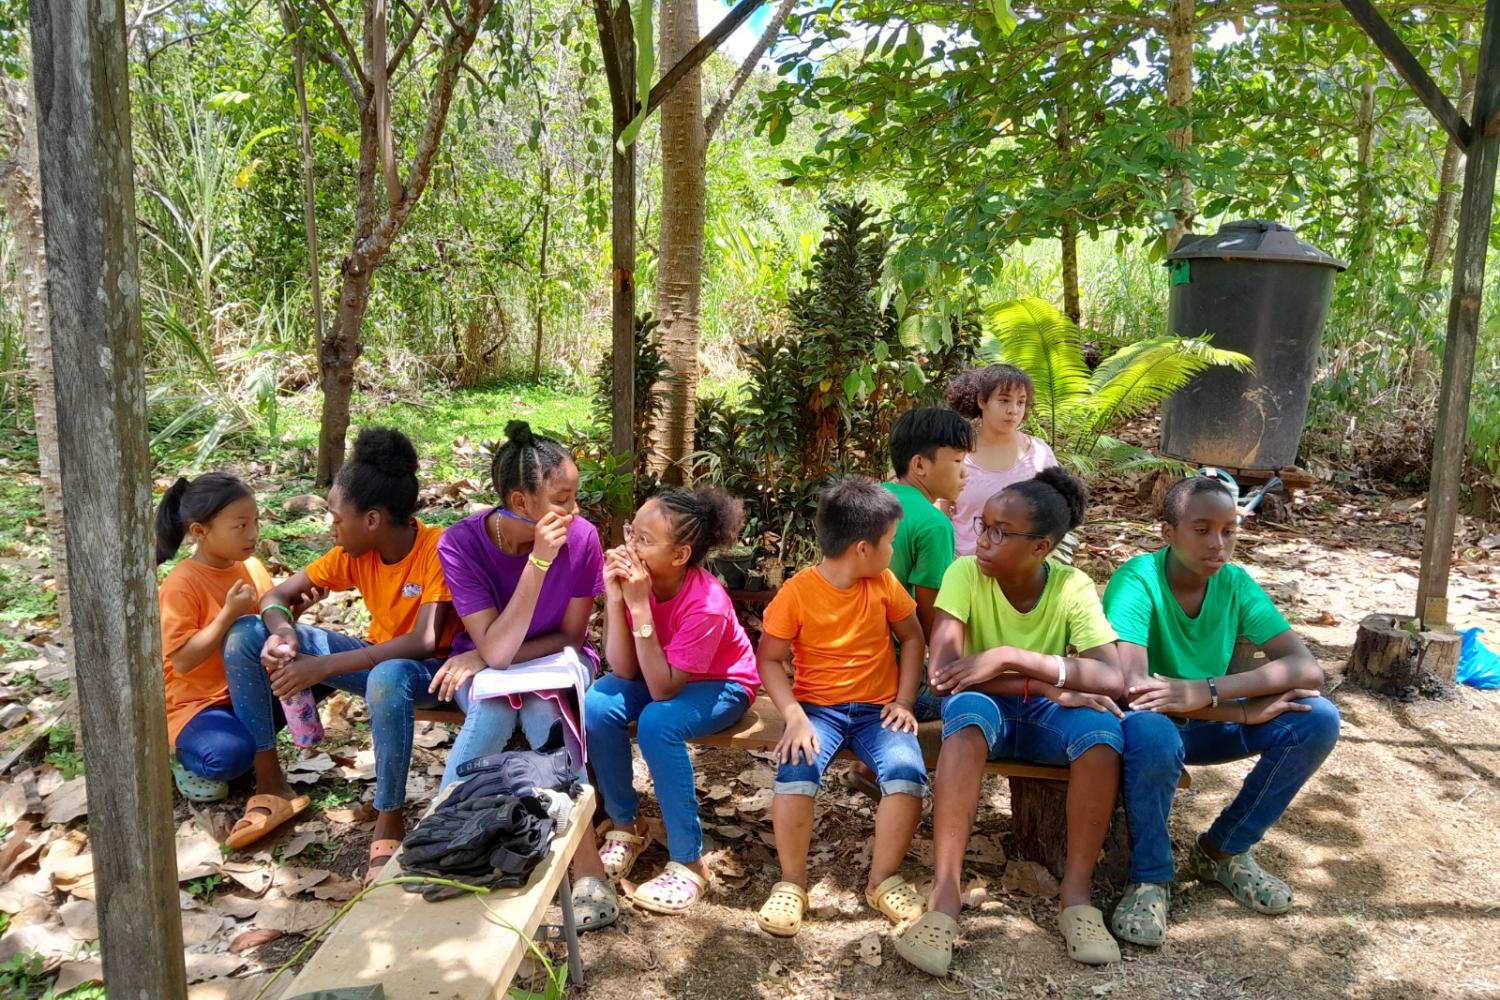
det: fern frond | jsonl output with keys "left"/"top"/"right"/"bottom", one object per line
{"left": 1076, "top": 337, "right": 1252, "bottom": 454}
{"left": 979, "top": 297, "right": 1090, "bottom": 447}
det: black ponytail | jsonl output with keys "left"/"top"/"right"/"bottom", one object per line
{"left": 1001, "top": 466, "right": 1087, "bottom": 545}
{"left": 490, "top": 420, "right": 571, "bottom": 506}
{"left": 655, "top": 487, "right": 744, "bottom": 567}
{"left": 154, "top": 472, "right": 254, "bottom": 565}
{"left": 335, "top": 426, "right": 420, "bottom": 521}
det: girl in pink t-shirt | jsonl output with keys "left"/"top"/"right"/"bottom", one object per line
{"left": 947, "top": 364, "right": 1059, "bottom": 556}
{"left": 568, "top": 487, "right": 759, "bottom": 927}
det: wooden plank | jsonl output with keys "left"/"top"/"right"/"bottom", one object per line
{"left": 1416, "top": 0, "right": 1500, "bottom": 624}
{"left": 283, "top": 786, "right": 596, "bottom": 1000}
{"left": 1339, "top": 0, "right": 1473, "bottom": 148}
{"left": 27, "top": 3, "right": 188, "bottom": 995}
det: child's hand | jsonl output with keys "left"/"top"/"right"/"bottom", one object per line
{"left": 532, "top": 511, "right": 574, "bottom": 563}
{"left": 880, "top": 700, "right": 918, "bottom": 734}
{"left": 775, "top": 712, "right": 821, "bottom": 766}
{"left": 289, "top": 581, "right": 327, "bottom": 615}
{"left": 269, "top": 655, "right": 326, "bottom": 699}
{"left": 929, "top": 650, "right": 1004, "bottom": 694}
{"left": 1242, "top": 689, "right": 1319, "bottom": 726}
{"left": 1050, "top": 688, "right": 1125, "bottom": 718}
{"left": 619, "top": 548, "right": 652, "bottom": 608}
{"left": 603, "top": 548, "right": 630, "bottom": 603}
{"left": 222, "top": 580, "right": 259, "bottom": 620}
{"left": 429, "top": 650, "right": 487, "bottom": 702}
{"left": 260, "top": 631, "right": 299, "bottom": 671}
{"left": 1127, "top": 676, "right": 1211, "bottom": 714}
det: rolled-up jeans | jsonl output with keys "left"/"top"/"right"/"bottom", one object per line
{"left": 223, "top": 616, "right": 442, "bottom": 812}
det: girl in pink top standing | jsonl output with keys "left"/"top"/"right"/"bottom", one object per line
{"left": 947, "top": 364, "right": 1059, "bottom": 557}
{"left": 569, "top": 487, "right": 759, "bottom": 928}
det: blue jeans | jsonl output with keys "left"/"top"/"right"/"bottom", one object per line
{"left": 941, "top": 690, "right": 1124, "bottom": 762}
{"left": 774, "top": 702, "right": 928, "bottom": 799}
{"left": 176, "top": 704, "right": 288, "bottom": 782}
{"left": 440, "top": 682, "right": 574, "bottom": 790}
{"left": 223, "top": 616, "right": 442, "bottom": 812}
{"left": 1121, "top": 698, "right": 1341, "bottom": 883}
{"left": 586, "top": 673, "right": 751, "bottom": 864}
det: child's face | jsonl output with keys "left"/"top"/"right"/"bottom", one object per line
{"left": 625, "top": 500, "right": 691, "bottom": 579}
{"left": 1163, "top": 490, "right": 1239, "bottom": 578}
{"left": 849, "top": 522, "right": 898, "bottom": 579}
{"left": 327, "top": 485, "right": 378, "bottom": 558}
{"left": 980, "top": 385, "right": 1028, "bottom": 435}
{"left": 189, "top": 495, "right": 260, "bottom": 564}
{"left": 916, "top": 445, "right": 968, "bottom": 502}
{"left": 973, "top": 493, "right": 1050, "bottom": 578}
{"left": 509, "top": 459, "right": 581, "bottom": 524}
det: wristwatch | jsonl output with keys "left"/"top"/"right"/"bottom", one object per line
{"left": 1206, "top": 676, "right": 1220, "bottom": 709}
{"left": 632, "top": 621, "right": 654, "bottom": 639}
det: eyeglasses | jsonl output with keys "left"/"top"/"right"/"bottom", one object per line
{"left": 972, "top": 517, "right": 1045, "bottom": 547}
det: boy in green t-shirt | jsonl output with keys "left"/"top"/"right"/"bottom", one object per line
{"left": 1101, "top": 476, "right": 1339, "bottom": 948}
{"left": 896, "top": 468, "right": 1127, "bottom": 976}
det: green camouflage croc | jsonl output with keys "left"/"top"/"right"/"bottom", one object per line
{"left": 1111, "top": 882, "right": 1170, "bottom": 946}
{"left": 1187, "top": 838, "right": 1293, "bottom": 914}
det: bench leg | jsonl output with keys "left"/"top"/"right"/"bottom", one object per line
{"left": 558, "top": 870, "right": 584, "bottom": 987}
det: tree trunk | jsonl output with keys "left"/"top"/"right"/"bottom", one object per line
{"left": 1164, "top": 0, "right": 1195, "bottom": 250}
{"left": 1347, "top": 80, "right": 1378, "bottom": 268}
{"left": 652, "top": 0, "right": 707, "bottom": 483}
{"left": 1422, "top": 62, "right": 1477, "bottom": 284}
{"left": 1008, "top": 777, "right": 1131, "bottom": 888}
{"left": 533, "top": 164, "right": 551, "bottom": 383}
{"left": 317, "top": 259, "right": 374, "bottom": 483}
{"left": 1055, "top": 53, "right": 1081, "bottom": 325}
{"left": 285, "top": 3, "right": 326, "bottom": 347}
{"left": 0, "top": 74, "right": 71, "bottom": 652}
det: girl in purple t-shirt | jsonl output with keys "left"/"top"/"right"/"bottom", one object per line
{"left": 567, "top": 487, "right": 759, "bottom": 927}
{"left": 431, "top": 421, "right": 604, "bottom": 789}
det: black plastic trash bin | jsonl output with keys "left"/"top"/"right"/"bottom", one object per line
{"left": 1159, "top": 220, "right": 1346, "bottom": 471}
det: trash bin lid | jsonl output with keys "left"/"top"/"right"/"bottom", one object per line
{"left": 1166, "top": 219, "right": 1347, "bottom": 270}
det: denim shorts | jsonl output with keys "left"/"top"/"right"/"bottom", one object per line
{"left": 774, "top": 701, "right": 928, "bottom": 798}
{"left": 941, "top": 691, "right": 1123, "bottom": 764}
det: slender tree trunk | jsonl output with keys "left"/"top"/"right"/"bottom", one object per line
{"left": 0, "top": 75, "right": 71, "bottom": 652}
{"left": 533, "top": 164, "right": 551, "bottom": 382}
{"left": 1055, "top": 34, "right": 1081, "bottom": 325}
{"left": 284, "top": 4, "right": 326, "bottom": 346}
{"left": 1165, "top": 0, "right": 1195, "bottom": 250}
{"left": 1348, "top": 80, "right": 1378, "bottom": 268}
{"left": 652, "top": 0, "right": 707, "bottom": 483}
{"left": 1423, "top": 62, "right": 1477, "bottom": 284}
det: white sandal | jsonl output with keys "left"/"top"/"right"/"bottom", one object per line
{"left": 598, "top": 828, "right": 651, "bottom": 884}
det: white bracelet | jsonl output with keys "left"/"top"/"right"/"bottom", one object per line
{"left": 1055, "top": 654, "right": 1068, "bottom": 689}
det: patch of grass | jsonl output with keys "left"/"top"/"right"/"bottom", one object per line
{"left": 311, "top": 780, "right": 362, "bottom": 811}
{"left": 45, "top": 722, "right": 84, "bottom": 779}
{"left": 0, "top": 949, "right": 103, "bottom": 999}
{"left": 187, "top": 873, "right": 224, "bottom": 900}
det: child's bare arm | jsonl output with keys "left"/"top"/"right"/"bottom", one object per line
{"left": 170, "top": 581, "right": 257, "bottom": 673}
{"left": 1127, "top": 631, "right": 1324, "bottom": 716}
{"left": 891, "top": 612, "right": 925, "bottom": 709}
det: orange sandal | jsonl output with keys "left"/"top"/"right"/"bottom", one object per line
{"left": 364, "top": 838, "right": 402, "bottom": 886}
{"left": 226, "top": 793, "right": 310, "bottom": 851}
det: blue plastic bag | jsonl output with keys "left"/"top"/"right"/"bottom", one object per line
{"left": 1457, "top": 627, "right": 1500, "bottom": 690}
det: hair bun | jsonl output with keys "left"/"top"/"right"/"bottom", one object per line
{"left": 350, "top": 426, "right": 419, "bottom": 478}
{"left": 504, "top": 420, "right": 536, "bottom": 448}
{"left": 1034, "top": 465, "right": 1087, "bottom": 529}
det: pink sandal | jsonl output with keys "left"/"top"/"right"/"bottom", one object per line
{"left": 630, "top": 862, "right": 711, "bottom": 915}
{"left": 598, "top": 828, "right": 652, "bottom": 884}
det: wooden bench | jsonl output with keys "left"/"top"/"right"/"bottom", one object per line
{"left": 280, "top": 785, "right": 596, "bottom": 1000}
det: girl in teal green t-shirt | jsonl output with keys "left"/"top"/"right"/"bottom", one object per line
{"left": 896, "top": 468, "right": 1127, "bottom": 976}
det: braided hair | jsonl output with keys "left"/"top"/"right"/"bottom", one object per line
{"left": 490, "top": 420, "right": 571, "bottom": 507}
{"left": 654, "top": 487, "right": 745, "bottom": 567}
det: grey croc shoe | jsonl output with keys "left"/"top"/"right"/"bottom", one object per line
{"left": 1111, "top": 882, "right": 1170, "bottom": 946}
{"left": 1187, "top": 837, "right": 1293, "bottom": 914}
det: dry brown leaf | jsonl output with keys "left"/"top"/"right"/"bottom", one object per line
{"left": 412, "top": 724, "right": 450, "bottom": 749}
{"left": 856, "top": 933, "right": 883, "bottom": 967}
{"left": 184, "top": 952, "right": 247, "bottom": 985}
{"left": 52, "top": 958, "right": 103, "bottom": 994}
{"left": 177, "top": 822, "right": 224, "bottom": 882}
{"left": 286, "top": 752, "right": 336, "bottom": 784}
{"left": 961, "top": 876, "right": 990, "bottom": 909}
{"left": 701, "top": 784, "right": 733, "bottom": 801}
{"left": 0, "top": 818, "right": 41, "bottom": 878}
{"left": 220, "top": 861, "right": 272, "bottom": 896}
{"left": 213, "top": 894, "right": 268, "bottom": 920}
{"left": 712, "top": 823, "right": 749, "bottom": 840}
{"left": 310, "top": 874, "right": 360, "bottom": 901}
{"left": 0, "top": 920, "right": 75, "bottom": 962}
{"left": 0, "top": 781, "right": 28, "bottom": 825}
{"left": 181, "top": 908, "right": 226, "bottom": 947}
{"left": 326, "top": 803, "right": 376, "bottom": 824}
{"left": 733, "top": 788, "right": 774, "bottom": 815}
{"left": 252, "top": 896, "right": 337, "bottom": 935}
{"left": 964, "top": 833, "right": 1006, "bottom": 867}
{"left": 0, "top": 870, "right": 49, "bottom": 914}
{"left": 230, "top": 927, "right": 284, "bottom": 953}
{"left": 41, "top": 776, "right": 88, "bottom": 826}
{"left": 278, "top": 830, "right": 318, "bottom": 861}
{"left": 274, "top": 866, "right": 331, "bottom": 896}
{"left": 334, "top": 748, "right": 377, "bottom": 780}
{"left": 58, "top": 898, "right": 97, "bottom": 941}
{"left": 1001, "top": 859, "right": 1059, "bottom": 899}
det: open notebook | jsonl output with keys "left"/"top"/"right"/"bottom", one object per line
{"left": 468, "top": 646, "right": 591, "bottom": 717}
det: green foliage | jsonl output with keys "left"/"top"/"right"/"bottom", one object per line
{"left": 982, "top": 296, "right": 1251, "bottom": 471}
{"left": 44, "top": 723, "right": 84, "bottom": 779}
{"left": 592, "top": 312, "right": 675, "bottom": 458}
{"left": 187, "top": 873, "right": 225, "bottom": 900}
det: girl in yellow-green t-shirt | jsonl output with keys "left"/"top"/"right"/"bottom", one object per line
{"left": 896, "top": 467, "right": 1127, "bottom": 976}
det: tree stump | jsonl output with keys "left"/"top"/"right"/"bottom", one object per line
{"left": 1347, "top": 613, "right": 1460, "bottom": 696}
{"left": 1007, "top": 777, "right": 1131, "bottom": 890}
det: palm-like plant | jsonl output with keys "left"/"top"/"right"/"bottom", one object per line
{"left": 982, "top": 297, "right": 1253, "bottom": 472}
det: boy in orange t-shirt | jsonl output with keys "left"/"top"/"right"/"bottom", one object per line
{"left": 754, "top": 476, "right": 928, "bottom": 938}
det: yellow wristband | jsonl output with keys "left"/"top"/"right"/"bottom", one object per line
{"left": 528, "top": 555, "right": 553, "bottom": 573}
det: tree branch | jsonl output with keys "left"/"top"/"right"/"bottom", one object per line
{"left": 312, "top": 0, "right": 372, "bottom": 91}
{"left": 646, "top": 0, "right": 765, "bottom": 116}
{"left": 388, "top": 0, "right": 436, "bottom": 74}
{"left": 705, "top": 0, "right": 796, "bottom": 140}
{"left": 592, "top": 0, "right": 632, "bottom": 122}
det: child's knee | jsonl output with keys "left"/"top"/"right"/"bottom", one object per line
{"left": 222, "top": 616, "right": 268, "bottom": 664}
{"left": 182, "top": 734, "right": 255, "bottom": 782}
{"left": 1122, "top": 711, "right": 1184, "bottom": 771}
{"left": 364, "top": 659, "right": 417, "bottom": 710}
{"left": 1295, "top": 696, "right": 1341, "bottom": 752}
